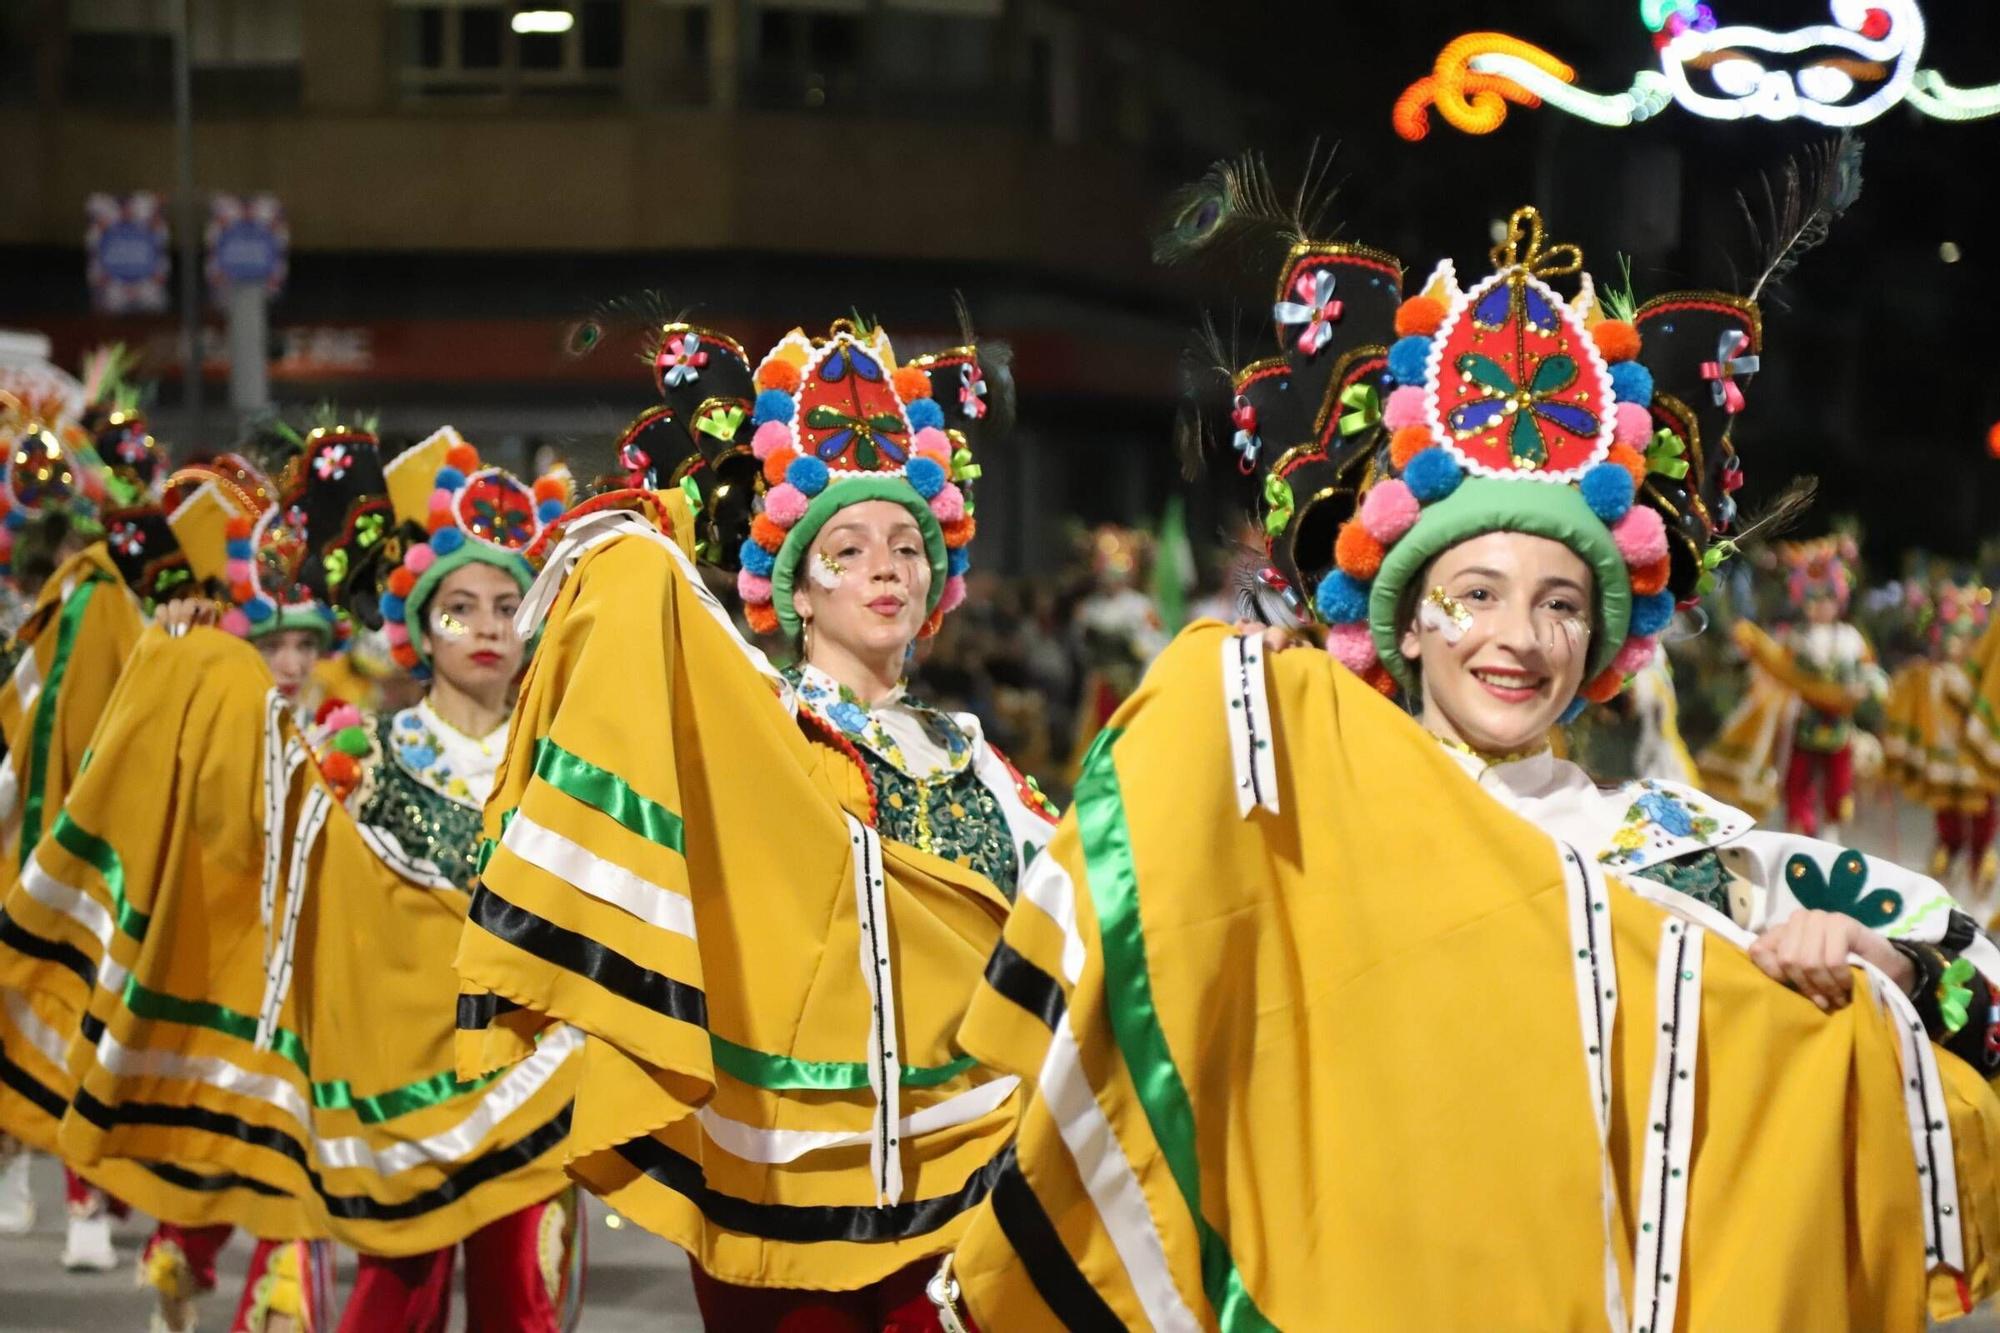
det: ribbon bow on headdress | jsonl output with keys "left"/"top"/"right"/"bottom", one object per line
{"left": 1273, "top": 269, "right": 1344, "bottom": 357}
{"left": 1700, "top": 330, "right": 1760, "bottom": 414}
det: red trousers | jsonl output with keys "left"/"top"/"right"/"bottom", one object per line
{"left": 1938, "top": 797, "right": 2000, "bottom": 856}
{"left": 1784, "top": 744, "right": 1853, "bottom": 836}
{"left": 339, "top": 1202, "right": 558, "bottom": 1333}
{"left": 687, "top": 1257, "right": 964, "bottom": 1333}
{"left": 144, "top": 1223, "right": 293, "bottom": 1332}
{"left": 62, "top": 1166, "right": 128, "bottom": 1218}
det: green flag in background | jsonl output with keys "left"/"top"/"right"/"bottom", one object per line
{"left": 1153, "top": 493, "right": 1195, "bottom": 633}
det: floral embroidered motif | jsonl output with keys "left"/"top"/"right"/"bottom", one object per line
{"left": 1598, "top": 781, "right": 1722, "bottom": 868}
{"left": 357, "top": 713, "right": 485, "bottom": 890}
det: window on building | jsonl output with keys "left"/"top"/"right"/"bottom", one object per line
{"left": 744, "top": 0, "right": 865, "bottom": 111}
{"left": 66, "top": 0, "right": 303, "bottom": 111}
{"left": 394, "top": 0, "right": 622, "bottom": 100}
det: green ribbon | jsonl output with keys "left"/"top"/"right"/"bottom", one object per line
{"left": 950, "top": 447, "right": 983, "bottom": 484}
{"left": 1645, "top": 428, "right": 1689, "bottom": 479}
{"left": 696, "top": 405, "right": 746, "bottom": 442}
{"left": 710, "top": 1034, "right": 976, "bottom": 1091}
{"left": 1262, "top": 474, "right": 1293, "bottom": 540}
{"left": 1074, "top": 730, "right": 1275, "bottom": 1331}
{"left": 21, "top": 576, "right": 104, "bottom": 871}
{"left": 119, "top": 975, "right": 496, "bottom": 1123}
{"left": 1336, "top": 381, "right": 1382, "bottom": 436}
{"left": 52, "top": 810, "right": 145, "bottom": 940}
{"left": 531, "top": 737, "right": 685, "bottom": 855}
{"left": 679, "top": 476, "right": 702, "bottom": 512}
{"left": 1939, "top": 957, "right": 1976, "bottom": 1035}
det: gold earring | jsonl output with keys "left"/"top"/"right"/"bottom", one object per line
{"left": 802, "top": 615, "right": 813, "bottom": 659}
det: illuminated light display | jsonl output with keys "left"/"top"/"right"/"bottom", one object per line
{"left": 1395, "top": 0, "right": 2000, "bottom": 139}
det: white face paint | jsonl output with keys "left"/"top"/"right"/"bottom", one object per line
{"left": 1419, "top": 586, "right": 1474, "bottom": 644}
{"left": 809, "top": 551, "right": 847, "bottom": 592}
{"left": 1543, "top": 613, "right": 1589, "bottom": 656}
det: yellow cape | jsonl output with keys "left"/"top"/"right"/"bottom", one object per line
{"left": 947, "top": 623, "right": 2000, "bottom": 1330}
{"left": 0, "top": 542, "right": 145, "bottom": 867}
{"left": 454, "top": 516, "right": 1018, "bottom": 1290}
{"left": 0, "top": 627, "right": 576, "bottom": 1254}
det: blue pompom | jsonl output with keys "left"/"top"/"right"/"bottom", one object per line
{"left": 906, "top": 398, "right": 945, "bottom": 431}
{"left": 903, "top": 456, "right": 947, "bottom": 500}
{"left": 1402, "top": 447, "right": 1464, "bottom": 503}
{"left": 1629, "top": 590, "right": 1676, "bottom": 639}
{"left": 739, "top": 539, "right": 775, "bottom": 576}
{"left": 753, "top": 389, "right": 796, "bottom": 426}
{"left": 1608, "top": 361, "right": 1654, "bottom": 408}
{"left": 433, "top": 466, "right": 466, "bottom": 492}
{"left": 1315, "top": 571, "right": 1371, "bottom": 624}
{"left": 786, "top": 455, "right": 831, "bottom": 497}
{"left": 429, "top": 527, "right": 465, "bottom": 557}
{"left": 379, "top": 592, "right": 405, "bottom": 622}
{"left": 536, "top": 498, "right": 564, "bottom": 523}
{"left": 1387, "top": 335, "right": 1433, "bottom": 387}
{"left": 244, "top": 598, "right": 273, "bottom": 624}
{"left": 3, "top": 511, "right": 24, "bottom": 532}
{"left": 948, "top": 547, "right": 971, "bottom": 577}
{"left": 1558, "top": 696, "right": 1588, "bottom": 725}
{"left": 1578, "top": 462, "right": 1635, "bottom": 522}
{"left": 225, "top": 537, "right": 253, "bottom": 560}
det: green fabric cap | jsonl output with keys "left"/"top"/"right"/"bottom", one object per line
{"left": 404, "top": 543, "right": 536, "bottom": 667}
{"left": 1367, "top": 476, "right": 1633, "bottom": 696}
{"left": 770, "top": 475, "right": 947, "bottom": 640}
{"left": 249, "top": 602, "right": 338, "bottom": 645}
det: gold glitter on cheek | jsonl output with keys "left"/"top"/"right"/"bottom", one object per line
{"left": 1420, "top": 586, "right": 1474, "bottom": 643}
{"left": 810, "top": 552, "right": 846, "bottom": 591}
{"left": 430, "top": 607, "right": 472, "bottom": 639}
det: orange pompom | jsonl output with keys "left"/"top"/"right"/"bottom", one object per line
{"left": 750, "top": 515, "right": 788, "bottom": 550}
{"left": 1390, "top": 426, "right": 1434, "bottom": 471}
{"left": 1363, "top": 663, "right": 1398, "bottom": 697}
{"left": 756, "top": 360, "right": 802, "bottom": 395}
{"left": 229, "top": 580, "right": 254, "bottom": 604}
{"left": 918, "top": 606, "right": 945, "bottom": 639}
{"left": 225, "top": 516, "right": 253, "bottom": 541}
{"left": 1581, "top": 666, "right": 1626, "bottom": 704}
{"left": 386, "top": 566, "right": 417, "bottom": 597}
{"left": 1606, "top": 443, "right": 1647, "bottom": 490}
{"left": 744, "top": 602, "right": 780, "bottom": 636}
{"left": 1395, "top": 295, "right": 1447, "bottom": 338}
{"left": 942, "top": 517, "right": 977, "bottom": 550}
{"left": 390, "top": 643, "right": 420, "bottom": 669}
{"left": 1335, "top": 519, "right": 1384, "bottom": 580}
{"left": 763, "top": 449, "right": 797, "bottom": 485}
{"left": 532, "top": 475, "right": 567, "bottom": 503}
{"left": 1629, "top": 554, "right": 1671, "bottom": 597}
{"left": 444, "top": 443, "right": 480, "bottom": 473}
{"left": 427, "top": 509, "right": 454, "bottom": 533}
{"left": 320, "top": 751, "right": 359, "bottom": 785}
{"left": 1591, "top": 320, "right": 1641, "bottom": 363}
{"left": 891, "top": 367, "right": 933, "bottom": 402}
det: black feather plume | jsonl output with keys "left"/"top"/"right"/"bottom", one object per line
{"left": 1152, "top": 142, "right": 1341, "bottom": 267}
{"left": 1738, "top": 132, "right": 1863, "bottom": 307}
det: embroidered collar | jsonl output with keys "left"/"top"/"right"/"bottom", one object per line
{"left": 786, "top": 661, "right": 971, "bottom": 782}
{"left": 388, "top": 698, "right": 507, "bottom": 809}
{"left": 1429, "top": 730, "right": 1554, "bottom": 775}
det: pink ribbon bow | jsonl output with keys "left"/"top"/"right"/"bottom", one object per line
{"left": 1700, "top": 331, "right": 1760, "bottom": 414}
{"left": 658, "top": 333, "right": 709, "bottom": 388}
{"left": 1272, "top": 269, "right": 1343, "bottom": 357}
{"left": 1230, "top": 396, "right": 1261, "bottom": 472}
{"left": 959, "top": 362, "right": 987, "bottom": 419}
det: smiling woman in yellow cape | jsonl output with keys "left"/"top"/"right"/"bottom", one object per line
{"left": 0, "top": 625, "right": 578, "bottom": 1256}
{"left": 931, "top": 622, "right": 2000, "bottom": 1331}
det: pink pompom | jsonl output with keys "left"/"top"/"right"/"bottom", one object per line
{"left": 912, "top": 427, "right": 952, "bottom": 463}
{"left": 1359, "top": 479, "right": 1421, "bottom": 544}
{"left": 1611, "top": 505, "right": 1668, "bottom": 567}
{"left": 1383, "top": 385, "right": 1428, "bottom": 431}
{"left": 428, "top": 488, "right": 453, "bottom": 514}
{"left": 1613, "top": 401, "right": 1652, "bottom": 448}
{"left": 937, "top": 575, "right": 967, "bottom": 615}
{"left": 404, "top": 543, "right": 437, "bottom": 574}
{"left": 928, "top": 483, "right": 965, "bottom": 525}
{"left": 1611, "top": 635, "right": 1658, "bottom": 678}
{"left": 763, "top": 483, "right": 809, "bottom": 526}
{"left": 1325, "top": 622, "right": 1377, "bottom": 675}
{"left": 220, "top": 609, "right": 251, "bottom": 639}
{"left": 384, "top": 620, "right": 410, "bottom": 646}
{"left": 752, "top": 421, "right": 793, "bottom": 460}
{"left": 224, "top": 557, "right": 253, "bottom": 583}
{"left": 737, "top": 570, "right": 773, "bottom": 603}
{"left": 323, "top": 703, "right": 363, "bottom": 732}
